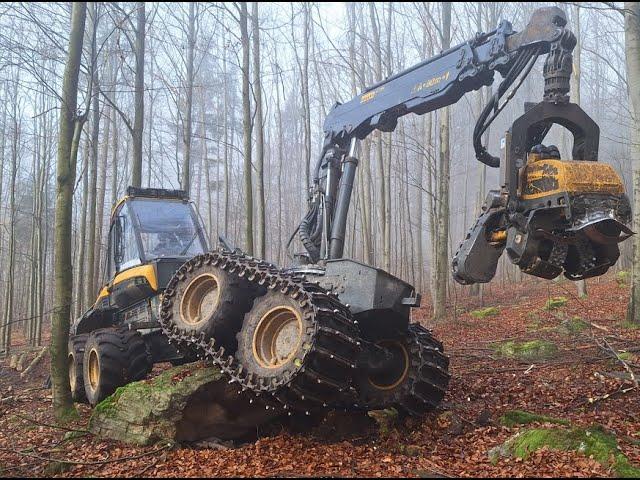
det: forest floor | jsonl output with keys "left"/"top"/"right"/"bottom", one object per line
{"left": 1, "top": 275, "right": 639, "bottom": 477}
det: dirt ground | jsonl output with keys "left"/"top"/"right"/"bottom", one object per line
{"left": 0, "top": 275, "right": 639, "bottom": 477}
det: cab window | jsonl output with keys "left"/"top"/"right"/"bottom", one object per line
{"left": 103, "top": 223, "right": 115, "bottom": 283}
{"left": 116, "top": 204, "right": 142, "bottom": 272}
{"left": 129, "top": 198, "right": 206, "bottom": 260}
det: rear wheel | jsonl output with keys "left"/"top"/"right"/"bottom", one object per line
{"left": 235, "top": 289, "right": 359, "bottom": 411}
{"left": 354, "top": 323, "right": 450, "bottom": 416}
{"left": 83, "top": 329, "right": 152, "bottom": 406}
{"left": 236, "top": 291, "right": 308, "bottom": 382}
{"left": 68, "top": 334, "right": 89, "bottom": 403}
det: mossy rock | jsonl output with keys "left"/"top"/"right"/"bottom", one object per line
{"left": 545, "top": 296, "right": 568, "bottom": 310}
{"left": 470, "top": 306, "right": 500, "bottom": 319}
{"left": 499, "top": 410, "right": 569, "bottom": 428}
{"left": 89, "top": 363, "right": 279, "bottom": 446}
{"left": 493, "top": 340, "right": 558, "bottom": 361}
{"left": 488, "top": 425, "right": 640, "bottom": 477}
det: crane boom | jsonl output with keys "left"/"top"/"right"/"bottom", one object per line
{"left": 322, "top": 7, "right": 569, "bottom": 154}
{"left": 298, "top": 6, "right": 576, "bottom": 264}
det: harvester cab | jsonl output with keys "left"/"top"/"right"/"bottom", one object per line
{"left": 97, "top": 187, "right": 208, "bottom": 312}
{"left": 68, "top": 187, "right": 208, "bottom": 405}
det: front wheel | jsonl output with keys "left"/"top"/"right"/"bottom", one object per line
{"left": 68, "top": 334, "right": 89, "bottom": 403}
{"left": 83, "top": 329, "right": 152, "bottom": 406}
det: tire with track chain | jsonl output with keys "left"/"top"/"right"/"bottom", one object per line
{"left": 235, "top": 289, "right": 359, "bottom": 412}
{"left": 166, "top": 259, "right": 262, "bottom": 354}
{"left": 83, "top": 329, "right": 152, "bottom": 406}
{"left": 354, "top": 323, "right": 450, "bottom": 415}
{"left": 159, "top": 250, "right": 362, "bottom": 414}
{"left": 68, "top": 333, "right": 89, "bottom": 403}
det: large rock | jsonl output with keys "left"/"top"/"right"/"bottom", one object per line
{"left": 89, "top": 363, "right": 280, "bottom": 445}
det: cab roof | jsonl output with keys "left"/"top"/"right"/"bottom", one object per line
{"left": 110, "top": 187, "right": 191, "bottom": 220}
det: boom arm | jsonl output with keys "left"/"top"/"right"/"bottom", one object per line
{"left": 322, "top": 7, "right": 570, "bottom": 156}
{"left": 297, "top": 7, "right": 576, "bottom": 264}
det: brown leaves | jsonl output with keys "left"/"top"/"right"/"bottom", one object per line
{"left": 0, "top": 277, "right": 639, "bottom": 477}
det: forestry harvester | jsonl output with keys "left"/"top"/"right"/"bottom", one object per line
{"left": 69, "top": 7, "right": 631, "bottom": 418}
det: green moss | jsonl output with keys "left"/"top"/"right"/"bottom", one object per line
{"left": 92, "top": 364, "right": 218, "bottom": 418}
{"left": 621, "top": 320, "right": 640, "bottom": 330}
{"left": 557, "top": 316, "right": 589, "bottom": 335}
{"left": 617, "top": 351, "right": 634, "bottom": 362}
{"left": 497, "top": 426, "right": 640, "bottom": 478}
{"left": 617, "top": 459, "right": 640, "bottom": 477}
{"left": 62, "top": 430, "right": 87, "bottom": 442}
{"left": 499, "top": 410, "right": 569, "bottom": 427}
{"left": 493, "top": 340, "right": 558, "bottom": 361}
{"left": 93, "top": 387, "right": 124, "bottom": 417}
{"left": 396, "top": 444, "right": 422, "bottom": 457}
{"left": 526, "top": 312, "right": 544, "bottom": 332}
{"left": 617, "top": 271, "right": 631, "bottom": 287}
{"left": 44, "top": 461, "right": 72, "bottom": 476}
{"left": 470, "top": 306, "right": 500, "bottom": 319}
{"left": 55, "top": 406, "right": 80, "bottom": 424}
{"left": 368, "top": 407, "right": 399, "bottom": 436}
{"left": 545, "top": 296, "right": 568, "bottom": 310}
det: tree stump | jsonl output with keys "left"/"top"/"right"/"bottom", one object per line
{"left": 89, "top": 362, "right": 280, "bottom": 446}
{"left": 15, "top": 352, "right": 27, "bottom": 371}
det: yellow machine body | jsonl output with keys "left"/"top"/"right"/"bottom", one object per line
{"left": 519, "top": 155, "right": 625, "bottom": 201}
{"left": 95, "top": 264, "right": 159, "bottom": 305}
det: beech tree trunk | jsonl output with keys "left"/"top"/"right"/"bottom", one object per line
{"left": 86, "top": 30, "right": 100, "bottom": 306}
{"left": 571, "top": 5, "right": 588, "bottom": 299}
{"left": 433, "top": 2, "right": 451, "bottom": 321}
{"left": 0, "top": 78, "right": 19, "bottom": 356}
{"left": 51, "top": 1, "right": 87, "bottom": 421}
{"left": 239, "top": 2, "right": 254, "bottom": 255}
{"left": 131, "top": 2, "right": 145, "bottom": 187}
{"left": 252, "top": 2, "right": 266, "bottom": 259}
{"left": 181, "top": 2, "right": 195, "bottom": 195}
{"left": 625, "top": 2, "right": 640, "bottom": 322}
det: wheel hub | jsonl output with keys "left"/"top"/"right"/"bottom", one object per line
{"left": 180, "top": 273, "right": 220, "bottom": 326}
{"left": 367, "top": 341, "right": 410, "bottom": 391}
{"left": 68, "top": 353, "right": 76, "bottom": 391}
{"left": 88, "top": 348, "right": 100, "bottom": 391}
{"left": 252, "top": 306, "right": 302, "bottom": 368}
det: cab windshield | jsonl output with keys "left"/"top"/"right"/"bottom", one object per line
{"left": 129, "top": 198, "right": 206, "bottom": 260}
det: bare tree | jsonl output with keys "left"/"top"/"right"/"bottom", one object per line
{"left": 0, "top": 75, "right": 20, "bottom": 355}
{"left": 572, "top": 4, "right": 588, "bottom": 299}
{"left": 51, "top": 1, "right": 87, "bottom": 421}
{"left": 626, "top": 2, "right": 640, "bottom": 322}
{"left": 85, "top": 2, "right": 101, "bottom": 307}
{"left": 131, "top": 2, "right": 145, "bottom": 187}
{"left": 433, "top": 2, "right": 451, "bottom": 321}
{"left": 239, "top": 2, "right": 253, "bottom": 255}
{"left": 181, "top": 2, "right": 196, "bottom": 194}
{"left": 252, "top": 2, "right": 265, "bottom": 259}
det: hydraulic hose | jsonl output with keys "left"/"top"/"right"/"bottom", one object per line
{"left": 298, "top": 200, "right": 321, "bottom": 262}
{"left": 473, "top": 47, "right": 540, "bottom": 167}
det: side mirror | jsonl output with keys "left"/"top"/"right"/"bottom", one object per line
{"left": 114, "top": 215, "right": 125, "bottom": 267}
